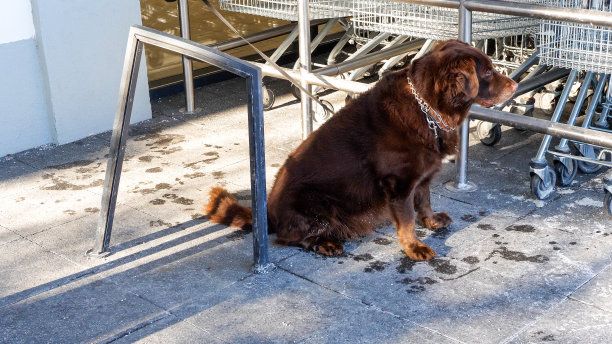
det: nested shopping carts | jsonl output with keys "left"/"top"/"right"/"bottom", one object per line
{"left": 531, "top": 0, "right": 612, "bottom": 214}
{"left": 219, "top": 0, "right": 353, "bottom": 116}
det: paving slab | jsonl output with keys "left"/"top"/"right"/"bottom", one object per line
{"left": 172, "top": 269, "right": 458, "bottom": 344}
{"left": 507, "top": 298, "right": 612, "bottom": 344}
{"left": 110, "top": 315, "right": 224, "bottom": 344}
{"left": 0, "top": 275, "right": 167, "bottom": 344}
{"left": 569, "top": 263, "right": 612, "bottom": 313}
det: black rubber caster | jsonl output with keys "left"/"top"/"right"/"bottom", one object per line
{"left": 477, "top": 121, "right": 502, "bottom": 146}
{"left": 290, "top": 84, "right": 301, "bottom": 100}
{"left": 553, "top": 159, "right": 578, "bottom": 187}
{"left": 262, "top": 85, "right": 275, "bottom": 111}
{"left": 576, "top": 144, "right": 602, "bottom": 174}
{"left": 530, "top": 169, "right": 556, "bottom": 200}
{"left": 604, "top": 192, "right": 612, "bottom": 217}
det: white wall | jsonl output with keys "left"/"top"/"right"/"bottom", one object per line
{"left": 0, "top": 0, "right": 52, "bottom": 156}
{"left": 31, "top": 0, "right": 151, "bottom": 145}
{"left": 0, "top": 0, "right": 151, "bottom": 156}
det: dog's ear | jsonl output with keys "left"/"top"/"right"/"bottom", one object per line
{"left": 454, "top": 58, "right": 479, "bottom": 99}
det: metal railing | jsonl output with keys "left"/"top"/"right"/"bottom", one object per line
{"left": 89, "top": 25, "right": 272, "bottom": 273}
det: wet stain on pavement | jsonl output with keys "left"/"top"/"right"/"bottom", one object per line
{"left": 146, "top": 167, "right": 162, "bottom": 173}
{"left": 397, "top": 256, "right": 419, "bottom": 273}
{"left": 150, "top": 199, "right": 166, "bottom": 205}
{"left": 134, "top": 183, "right": 172, "bottom": 195}
{"left": 462, "top": 256, "right": 480, "bottom": 264}
{"left": 138, "top": 155, "right": 154, "bottom": 162}
{"left": 461, "top": 214, "right": 478, "bottom": 222}
{"left": 373, "top": 237, "right": 392, "bottom": 245}
{"left": 398, "top": 277, "right": 437, "bottom": 293}
{"left": 431, "top": 226, "right": 452, "bottom": 239}
{"left": 428, "top": 258, "right": 458, "bottom": 274}
{"left": 42, "top": 178, "right": 104, "bottom": 191}
{"left": 172, "top": 197, "right": 194, "bottom": 205}
{"left": 227, "top": 229, "right": 250, "bottom": 241}
{"left": 184, "top": 172, "right": 206, "bottom": 179}
{"left": 364, "top": 260, "right": 388, "bottom": 273}
{"left": 353, "top": 253, "right": 374, "bottom": 261}
{"left": 212, "top": 171, "right": 225, "bottom": 180}
{"left": 478, "top": 223, "right": 495, "bottom": 230}
{"left": 150, "top": 220, "right": 173, "bottom": 228}
{"left": 84, "top": 207, "right": 99, "bottom": 213}
{"left": 505, "top": 224, "right": 536, "bottom": 233}
{"left": 485, "top": 247, "right": 549, "bottom": 263}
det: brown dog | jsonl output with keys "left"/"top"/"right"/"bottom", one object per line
{"left": 206, "top": 40, "right": 517, "bottom": 261}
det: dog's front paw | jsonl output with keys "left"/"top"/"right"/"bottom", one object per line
{"left": 404, "top": 242, "right": 437, "bottom": 261}
{"left": 314, "top": 240, "right": 344, "bottom": 256}
{"left": 422, "top": 212, "right": 452, "bottom": 230}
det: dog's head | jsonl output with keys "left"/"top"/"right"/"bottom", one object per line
{"left": 410, "top": 40, "right": 517, "bottom": 111}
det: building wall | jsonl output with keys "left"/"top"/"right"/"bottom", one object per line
{"left": 0, "top": 0, "right": 151, "bottom": 157}
{"left": 0, "top": 1, "right": 52, "bottom": 156}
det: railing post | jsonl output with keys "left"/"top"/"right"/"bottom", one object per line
{"left": 446, "top": 0, "right": 478, "bottom": 192}
{"left": 297, "top": 0, "right": 313, "bottom": 139}
{"left": 178, "top": 0, "right": 197, "bottom": 114}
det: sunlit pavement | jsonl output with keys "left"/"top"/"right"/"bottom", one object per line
{"left": 1, "top": 76, "right": 611, "bottom": 344}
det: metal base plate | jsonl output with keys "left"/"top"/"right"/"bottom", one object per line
{"left": 86, "top": 248, "right": 111, "bottom": 258}
{"left": 444, "top": 180, "right": 478, "bottom": 193}
{"left": 179, "top": 107, "right": 202, "bottom": 115}
{"left": 253, "top": 263, "right": 276, "bottom": 274}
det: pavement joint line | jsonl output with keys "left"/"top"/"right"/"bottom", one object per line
{"left": 276, "top": 265, "right": 467, "bottom": 344}
{"left": 99, "top": 312, "right": 172, "bottom": 344}
{"left": 566, "top": 296, "right": 612, "bottom": 315}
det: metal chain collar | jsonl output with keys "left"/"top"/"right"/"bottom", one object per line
{"left": 406, "top": 76, "right": 456, "bottom": 141}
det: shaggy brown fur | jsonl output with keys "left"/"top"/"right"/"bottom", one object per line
{"left": 205, "top": 40, "right": 517, "bottom": 260}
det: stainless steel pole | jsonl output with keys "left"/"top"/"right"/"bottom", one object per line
{"left": 178, "top": 0, "right": 197, "bottom": 114}
{"left": 447, "top": 0, "right": 477, "bottom": 192}
{"left": 297, "top": 0, "right": 313, "bottom": 139}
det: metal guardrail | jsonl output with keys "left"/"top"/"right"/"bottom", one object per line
{"left": 89, "top": 25, "right": 272, "bottom": 273}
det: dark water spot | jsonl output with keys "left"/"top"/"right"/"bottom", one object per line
{"left": 353, "top": 253, "right": 374, "bottom": 261}
{"left": 191, "top": 213, "right": 205, "bottom": 220}
{"left": 146, "top": 167, "right": 162, "bottom": 173}
{"left": 172, "top": 197, "right": 194, "bottom": 205}
{"left": 478, "top": 210, "right": 488, "bottom": 217}
{"left": 495, "top": 241, "right": 502, "bottom": 245}
{"left": 15, "top": 197, "right": 25, "bottom": 202}
{"left": 462, "top": 256, "right": 480, "bottom": 264}
{"left": 42, "top": 173, "right": 54, "bottom": 180}
{"left": 184, "top": 172, "right": 206, "bottom": 179}
{"left": 492, "top": 233, "right": 500, "bottom": 237}
{"left": 549, "top": 241, "right": 557, "bottom": 244}
{"left": 569, "top": 242, "right": 576, "bottom": 245}
{"left": 478, "top": 223, "right": 495, "bottom": 230}
{"left": 373, "top": 237, "right": 392, "bottom": 245}
{"left": 505, "top": 224, "right": 536, "bottom": 232}
{"left": 337, "top": 261, "right": 344, "bottom": 264}
{"left": 42, "top": 177, "right": 104, "bottom": 191}
{"left": 162, "top": 193, "right": 178, "bottom": 200}
{"left": 364, "top": 260, "right": 388, "bottom": 273}
{"left": 184, "top": 153, "right": 220, "bottom": 169}
{"left": 235, "top": 193, "right": 252, "bottom": 201}
{"left": 138, "top": 155, "right": 154, "bottom": 162}
{"left": 203, "top": 151, "right": 217, "bottom": 156}
{"left": 63, "top": 210, "right": 76, "bottom": 215}
{"left": 234, "top": 143, "right": 240, "bottom": 145}
{"left": 461, "top": 214, "right": 478, "bottom": 222}
{"left": 150, "top": 220, "right": 172, "bottom": 227}
{"left": 271, "top": 163, "right": 280, "bottom": 167}
{"left": 154, "top": 146, "right": 183, "bottom": 155}
{"left": 431, "top": 226, "right": 452, "bottom": 239}
{"left": 428, "top": 259, "right": 457, "bottom": 274}
{"left": 227, "top": 229, "right": 249, "bottom": 241}
{"left": 150, "top": 199, "right": 165, "bottom": 205}
{"left": 84, "top": 207, "right": 99, "bottom": 213}
{"left": 486, "top": 247, "right": 549, "bottom": 263}
{"left": 48, "top": 159, "right": 94, "bottom": 170}
{"left": 553, "top": 247, "right": 561, "bottom": 251}
{"left": 397, "top": 256, "right": 418, "bottom": 273}
{"left": 415, "top": 229, "right": 426, "bottom": 238}
{"left": 398, "top": 276, "right": 437, "bottom": 293}
{"left": 212, "top": 171, "right": 225, "bottom": 180}
{"left": 135, "top": 183, "right": 172, "bottom": 195}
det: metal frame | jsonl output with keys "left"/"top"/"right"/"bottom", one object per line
{"left": 88, "top": 26, "right": 272, "bottom": 273}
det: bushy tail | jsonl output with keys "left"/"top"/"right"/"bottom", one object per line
{"left": 204, "top": 187, "right": 253, "bottom": 231}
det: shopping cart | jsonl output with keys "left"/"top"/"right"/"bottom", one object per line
{"left": 530, "top": 0, "right": 612, "bottom": 215}
{"left": 349, "top": 0, "right": 544, "bottom": 145}
{"left": 219, "top": 0, "right": 352, "bottom": 117}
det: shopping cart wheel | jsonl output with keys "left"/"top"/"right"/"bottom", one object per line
{"left": 553, "top": 159, "right": 577, "bottom": 187}
{"left": 604, "top": 191, "right": 612, "bottom": 217}
{"left": 313, "top": 99, "right": 334, "bottom": 123}
{"left": 262, "top": 85, "right": 275, "bottom": 111}
{"left": 530, "top": 169, "right": 556, "bottom": 200}
{"left": 477, "top": 121, "right": 502, "bottom": 146}
{"left": 576, "top": 145, "right": 603, "bottom": 174}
